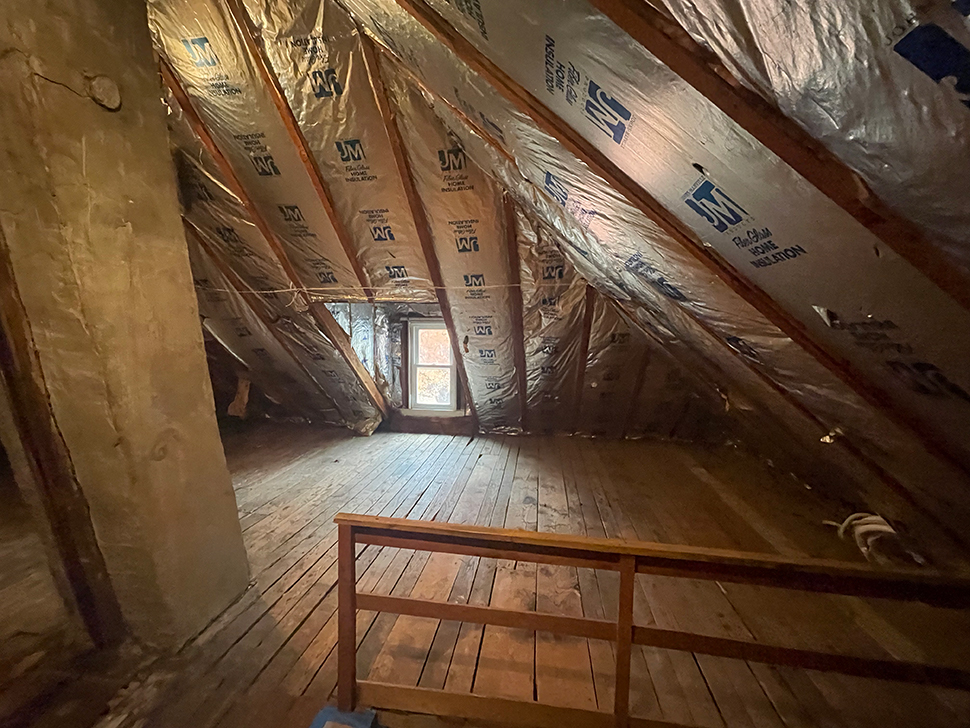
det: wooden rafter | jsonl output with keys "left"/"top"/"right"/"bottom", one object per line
{"left": 372, "top": 51, "right": 970, "bottom": 546}
{"left": 358, "top": 34, "right": 477, "bottom": 426}
{"left": 502, "top": 194, "right": 529, "bottom": 431}
{"left": 184, "top": 222, "right": 342, "bottom": 417}
{"left": 223, "top": 0, "right": 374, "bottom": 301}
{"left": 163, "top": 61, "right": 387, "bottom": 418}
{"left": 588, "top": 0, "right": 970, "bottom": 313}
{"left": 615, "top": 298, "right": 970, "bottom": 552}
{"left": 387, "top": 0, "right": 969, "bottom": 480}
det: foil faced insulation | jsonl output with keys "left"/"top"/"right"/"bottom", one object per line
{"left": 187, "top": 237, "right": 342, "bottom": 422}
{"left": 514, "top": 209, "right": 587, "bottom": 433}
{"left": 339, "top": 0, "right": 970, "bottom": 535}
{"left": 414, "top": 0, "right": 970, "bottom": 469}
{"left": 168, "top": 87, "right": 381, "bottom": 433}
{"left": 659, "top": 0, "right": 970, "bottom": 273}
{"left": 577, "top": 293, "right": 651, "bottom": 438}
{"left": 242, "top": 0, "right": 436, "bottom": 300}
{"left": 381, "top": 60, "right": 522, "bottom": 431}
{"left": 150, "top": 0, "right": 364, "bottom": 299}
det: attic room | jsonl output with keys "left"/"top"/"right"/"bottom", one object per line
{"left": 1, "top": 0, "right": 970, "bottom": 726}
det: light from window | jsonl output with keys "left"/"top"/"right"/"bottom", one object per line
{"left": 409, "top": 321, "right": 457, "bottom": 411}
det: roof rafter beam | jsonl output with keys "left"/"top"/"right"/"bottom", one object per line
{"left": 223, "top": 0, "right": 374, "bottom": 301}
{"left": 184, "top": 221, "right": 342, "bottom": 417}
{"left": 502, "top": 194, "right": 529, "bottom": 432}
{"left": 163, "top": 61, "right": 388, "bottom": 418}
{"left": 588, "top": 0, "right": 970, "bottom": 312}
{"left": 388, "top": 0, "right": 968, "bottom": 480}
{"left": 358, "top": 33, "right": 477, "bottom": 426}
{"left": 375, "top": 43, "right": 970, "bottom": 547}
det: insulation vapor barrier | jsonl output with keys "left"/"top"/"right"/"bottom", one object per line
{"left": 514, "top": 209, "right": 586, "bottom": 433}
{"left": 241, "top": 0, "right": 437, "bottom": 300}
{"left": 168, "top": 87, "right": 381, "bottom": 433}
{"left": 167, "top": 89, "right": 293, "bottom": 300}
{"left": 186, "top": 237, "right": 343, "bottom": 422}
{"left": 577, "top": 293, "right": 651, "bottom": 438}
{"left": 342, "top": 2, "right": 970, "bottom": 536}
{"left": 659, "top": 0, "right": 970, "bottom": 272}
{"left": 415, "top": 0, "right": 970, "bottom": 469}
{"left": 381, "top": 59, "right": 521, "bottom": 431}
{"left": 150, "top": 0, "right": 365, "bottom": 299}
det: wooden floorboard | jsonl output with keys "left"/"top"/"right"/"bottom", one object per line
{"left": 89, "top": 423, "right": 970, "bottom": 728}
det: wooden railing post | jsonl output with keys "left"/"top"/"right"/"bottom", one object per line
{"left": 614, "top": 554, "right": 636, "bottom": 728}
{"left": 338, "top": 523, "right": 358, "bottom": 712}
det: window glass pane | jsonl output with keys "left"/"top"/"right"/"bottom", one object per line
{"left": 417, "top": 327, "right": 452, "bottom": 365}
{"left": 415, "top": 367, "right": 452, "bottom": 406}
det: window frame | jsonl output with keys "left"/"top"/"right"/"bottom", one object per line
{"left": 407, "top": 320, "right": 458, "bottom": 412}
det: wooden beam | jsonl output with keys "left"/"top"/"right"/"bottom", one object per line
{"left": 336, "top": 513, "right": 970, "bottom": 607}
{"left": 357, "top": 592, "right": 616, "bottom": 640}
{"left": 358, "top": 34, "right": 477, "bottom": 428}
{"left": 613, "top": 300, "right": 970, "bottom": 553}
{"left": 184, "top": 222, "right": 342, "bottom": 417}
{"left": 571, "top": 285, "right": 596, "bottom": 433}
{"left": 0, "top": 227, "right": 126, "bottom": 648}
{"left": 588, "top": 0, "right": 970, "bottom": 313}
{"left": 631, "top": 625, "right": 970, "bottom": 690}
{"left": 388, "top": 0, "right": 970, "bottom": 484}
{"left": 164, "top": 63, "right": 387, "bottom": 417}
{"left": 358, "top": 584, "right": 970, "bottom": 689}
{"left": 223, "top": 0, "right": 374, "bottom": 300}
{"left": 503, "top": 194, "right": 530, "bottom": 432}
{"left": 307, "top": 301, "right": 388, "bottom": 418}
{"left": 374, "top": 52, "right": 970, "bottom": 546}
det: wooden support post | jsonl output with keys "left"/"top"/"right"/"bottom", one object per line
{"left": 338, "top": 523, "right": 358, "bottom": 712}
{"left": 223, "top": 0, "right": 374, "bottom": 300}
{"left": 503, "top": 194, "right": 529, "bottom": 432}
{"left": 359, "top": 35, "right": 477, "bottom": 427}
{"left": 613, "top": 554, "right": 635, "bottom": 728}
{"left": 587, "top": 0, "right": 970, "bottom": 313}
{"left": 388, "top": 0, "right": 970, "bottom": 486}
{"left": 163, "top": 63, "right": 387, "bottom": 418}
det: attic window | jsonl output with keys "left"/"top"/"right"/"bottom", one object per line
{"left": 408, "top": 320, "right": 457, "bottom": 411}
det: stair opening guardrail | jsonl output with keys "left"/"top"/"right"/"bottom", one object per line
{"left": 335, "top": 513, "right": 970, "bottom": 728}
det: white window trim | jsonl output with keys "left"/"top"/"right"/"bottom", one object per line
{"left": 408, "top": 320, "right": 458, "bottom": 412}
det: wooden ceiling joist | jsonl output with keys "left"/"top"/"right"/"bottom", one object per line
{"left": 588, "top": 0, "right": 970, "bottom": 313}
{"left": 223, "top": 0, "right": 375, "bottom": 301}
{"left": 163, "top": 61, "right": 388, "bottom": 418}
{"left": 358, "top": 34, "right": 478, "bottom": 427}
{"left": 387, "top": 0, "right": 969, "bottom": 480}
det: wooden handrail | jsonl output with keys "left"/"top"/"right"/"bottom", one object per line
{"left": 335, "top": 514, "right": 970, "bottom": 728}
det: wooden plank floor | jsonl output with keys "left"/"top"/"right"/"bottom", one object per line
{"left": 95, "top": 421, "right": 970, "bottom": 728}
